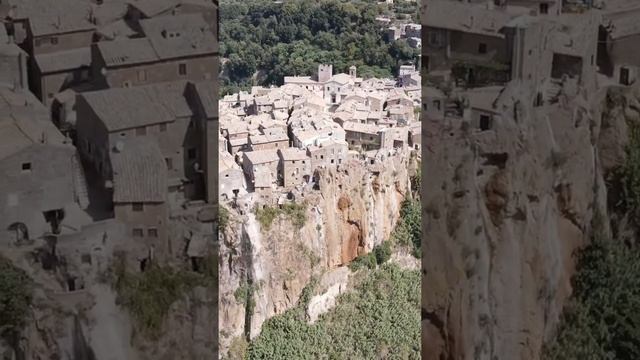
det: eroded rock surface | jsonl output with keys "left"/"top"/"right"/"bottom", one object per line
{"left": 421, "top": 82, "right": 638, "bottom": 359}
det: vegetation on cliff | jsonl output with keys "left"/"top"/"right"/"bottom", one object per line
{"left": 543, "top": 212, "right": 640, "bottom": 359}
{"left": 392, "top": 198, "right": 421, "bottom": 258}
{"left": 112, "top": 256, "right": 210, "bottom": 339}
{"left": 0, "top": 256, "right": 33, "bottom": 341}
{"left": 220, "top": 0, "right": 420, "bottom": 94}
{"left": 545, "top": 121, "right": 640, "bottom": 358}
{"left": 241, "top": 263, "right": 419, "bottom": 359}
{"left": 254, "top": 202, "right": 307, "bottom": 230}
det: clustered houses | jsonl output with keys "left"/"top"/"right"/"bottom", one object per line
{"left": 219, "top": 64, "right": 421, "bottom": 197}
{"left": 386, "top": 22, "right": 422, "bottom": 49}
{"left": 421, "top": 0, "right": 635, "bottom": 135}
{"left": 0, "top": 0, "right": 218, "bottom": 267}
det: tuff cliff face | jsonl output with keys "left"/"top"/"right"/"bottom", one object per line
{"left": 0, "top": 208, "right": 217, "bottom": 360}
{"left": 219, "top": 149, "right": 418, "bottom": 355}
{"left": 421, "top": 82, "right": 635, "bottom": 360}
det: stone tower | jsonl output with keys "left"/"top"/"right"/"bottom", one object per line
{"left": 318, "top": 64, "right": 333, "bottom": 83}
{"left": 349, "top": 65, "right": 357, "bottom": 78}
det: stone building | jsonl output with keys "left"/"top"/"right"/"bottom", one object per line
{"left": 32, "top": 47, "right": 91, "bottom": 105}
{"left": 242, "top": 149, "right": 279, "bottom": 191}
{"left": 76, "top": 80, "right": 203, "bottom": 200}
{"left": 109, "top": 137, "right": 169, "bottom": 253}
{"left": 278, "top": 148, "right": 311, "bottom": 188}
{"left": 90, "top": 23, "right": 217, "bottom": 89}
{"left": 343, "top": 122, "right": 382, "bottom": 150}
{"left": 307, "top": 139, "right": 348, "bottom": 170}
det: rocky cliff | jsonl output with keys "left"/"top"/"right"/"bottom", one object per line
{"left": 219, "top": 149, "right": 419, "bottom": 355}
{"left": 0, "top": 207, "right": 217, "bottom": 360}
{"left": 421, "top": 81, "right": 636, "bottom": 359}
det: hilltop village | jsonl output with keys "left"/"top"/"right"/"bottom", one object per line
{"left": 0, "top": 0, "right": 219, "bottom": 341}
{"left": 423, "top": 0, "right": 637, "bottom": 127}
{"left": 218, "top": 63, "right": 421, "bottom": 206}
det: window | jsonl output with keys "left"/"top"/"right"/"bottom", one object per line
{"left": 50, "top": 37, "right": 58, "bottom": 45}
{"left": 540, "top": 3, "right": 549, "bottom": 14}
{"left": 132, "top": 203, "right": 144, "bottom": 212}
{"left": 434, "top": 100, "right": 441, "bottom": 110}
{"left": 620, "top": 67, "right": 630, "bottom": 86}
{"left": 123, "top": 81, "right": 131, "bottom": 88}
{"left": 148, "top": 228, "right": 158, "bottom": 237}
{"left": 136, "top": 127, "right": 147, "bottom": 136}
{"left": 428, "top": 31, "right": 442, "bottom": 47}
{"left": 178, "top": 63, "right": 187, "bottom": 76}
{"left": 159, "top": 123, "right": 167, "bottom": 132}
{"left": 133, "top": 228, "right": 144, "bottom": 237}
{"left": 480, "top": 114, "right": 492, "bottom": 131}
{"left": 35, "top": 38, "right": 43, "bottom": 47}
{"left": 188, "top": 148, "right": 197, "bottom": 160}
{"left": 138, "top": 70, "right": 147, "bottom": 82}
{"left": 478, "top": 43, "right": 487, "bottom": 54}
{"left": 47, "top": 93, "right": 54, "bottom": 99}
{"left": 188, "top": 121, "right": 194, "bottom": 129}
{"left": 21, "top": 162, "right": 31, "bottom": 172}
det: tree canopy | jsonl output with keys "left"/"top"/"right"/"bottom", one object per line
{"left": 220, "top": 0, "right": 420, "bottom": 95}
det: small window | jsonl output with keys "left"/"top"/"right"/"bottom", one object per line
{"left": 47, "top": 93, "right": 54, "bottom": 99}
{"left": 148, "top": 228, "right": 158, "bottom": 237}
{"left": 188, "top": 148, "right": 197, "bottom": 160}
{"left": 178, "top": 63, "right": 187, "bottom": 76}
{"left": 132, "top": 203, "right": 144, "bottom": 212}
{"left": 540, "top": 3, "right": 549, "bottom": 14}
{"left": 434, "top": 100, "right": 441, "bottom": 110}
{"left": 123, "top": 81, "right": 131, "bottom": 88}
{"left": 159, "top": 123, "right": 167, "bottom": 132}
{"left": 478, "top": 43, "right": 487, "bottom": 54}
{"left": 136, "top": 127, "right": 147, "bottom": 136}
{"left": 480, "top": 115, "right": 492, "bottom": 131}
{"left": 165, "top": 157, "right": 173, "bottom": 169}
{"left": 21, "top": 162, "right": 32, "bottom": 172}
{"left": 133, "top": 228, "right": 144, "bottom": 237}
{"left": 188, "top": 121, "right": 194, "bottom": 129}
{"left": 50, "top": 37, "right": 58, "bottom": 45}
{"left": 138, "top": 70, "right": 147, "bottom": 82}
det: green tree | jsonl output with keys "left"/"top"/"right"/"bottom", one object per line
{"left": 0, "top": 257, "right": 33, "bottom": 340}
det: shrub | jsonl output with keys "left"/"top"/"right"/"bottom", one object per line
{"left": 543, "top": 211, "right": 640, "bottom": 359}
{"left": 218, "top": 205, "right": 230, "bottom": 232}
{"left": 374, "top": 241, "right": 392, "bottom": 265}
{"left": 254, "top": 202, "right": 307, "bottom": 231}
{"left": 349, "top": 253, "right": 377, "bottom": 272}
{"left": 391, "top": 198, "right": 421, "bottom": 258}
{"left": 0, "top": 257, "right": 32, "bottom": 340}
{"left": 113, "top": 261, "right": 203, "bottom": 338}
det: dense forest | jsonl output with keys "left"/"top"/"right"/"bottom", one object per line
{"left": 229, "top": 264, "right": 420, "bottom": 360}
{"left": 219, "top": 0, "right": 420, "bottom": 95}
